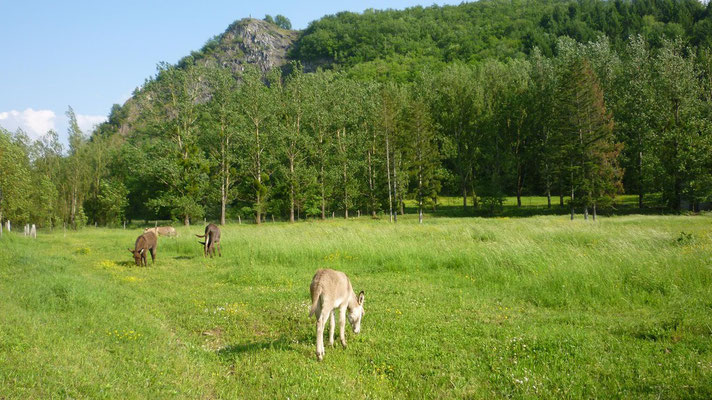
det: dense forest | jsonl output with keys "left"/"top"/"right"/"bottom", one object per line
{"left": 2, "top": 0, "right": 712, "bottom": 228}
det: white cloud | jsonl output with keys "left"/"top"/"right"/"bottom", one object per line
{"left": 0, "top": 108, "right": 56, "bottom": 139}
{"left": 0, "top": 109, "right": 107, "bottom": 141}
{"left": 76, "top": 114, "right": 107, "bottom": 134}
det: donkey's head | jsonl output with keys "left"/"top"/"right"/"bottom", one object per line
{"left": 128, "top": 248, "right": 144, "bottom": 266}
{"left": 347, "top": 291, "right": 365, "bottom": 334}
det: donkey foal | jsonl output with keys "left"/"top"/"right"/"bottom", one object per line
{"left": 309, "top": 269, "right": 365, "bottom": 361}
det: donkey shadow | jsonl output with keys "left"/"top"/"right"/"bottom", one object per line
{"left": 116, "top": 260, "right": 136, "bottom": 268}
{"left": 217, "top": 333, "right": 312, "bottom": 360}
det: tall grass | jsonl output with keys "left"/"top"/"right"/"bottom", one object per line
{"left": 0, "top": 214, "right": 711, "bottom": 398}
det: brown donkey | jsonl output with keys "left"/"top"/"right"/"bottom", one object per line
{"left": 196, "top": 223, "right": 221, "bottom": 257}
{"left": 128, "top": 231, "right": 158, "bottom": 267}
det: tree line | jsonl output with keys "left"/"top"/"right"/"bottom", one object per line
{"left": 1, "top": 35, "right": 711, "bottom": 228}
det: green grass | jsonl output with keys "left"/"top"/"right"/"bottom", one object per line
{"left": 399, "top": 194, "right": 667, "bottom": 219}
{"left": 1, "top": 214, "right": 711, "bottom": 398}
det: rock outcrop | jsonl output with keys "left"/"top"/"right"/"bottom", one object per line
{"left": 204, "top": 18, "right": 298, "bottom": 73}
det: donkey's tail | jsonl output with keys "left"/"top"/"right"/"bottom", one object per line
{"left": 309, "top": 287, "right": 322, "bottom": 317}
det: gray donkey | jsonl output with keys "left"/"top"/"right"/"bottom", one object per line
{"left": 196, "top": 223, "right": 221, "bottom": 257}
{"left": 309, "top": 269, "right": 365, "bottom": 361}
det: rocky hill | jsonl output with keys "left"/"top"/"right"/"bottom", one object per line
{"left": 104, "top": 18, "right": 297, "bottom": 137}
{"left": 194, "top": 18, "right": 298, "bottom": 74}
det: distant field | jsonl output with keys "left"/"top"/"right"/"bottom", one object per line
{"left": 1, "top": 214, "right": 711, "bottom": 398}
{"left": 398, "top": 194, "right": 665, "bottom": 219}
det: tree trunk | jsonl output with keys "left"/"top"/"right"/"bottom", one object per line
{"left": 462, "top": 178, "right": 468, "bottom": 210}
{"left": 638, "top": 147, "right": 644, "bottom": 209}
{"left": 220, "top": 173, "right": 226, "bottom": 226}
{"left": 471, "top": 168, "right": 478, "bottom": 209}
{"left": 516, "top": 175, "right": 522, "bottom": 207}
{"left": 255, "top": 123, "right": 262, "bottom": 225}
{"left": 220, "top": 127, "right": 228, "bottom": 226}
{"left": 516, "top": 159, "right": 523, "bottom": 208}
{"left": 418, "top": 154, "right": 424, "bottom": 224}
{"left": 368, "top": 149, "right": 376, "bottom": 218}
{"left": 593, "top": 203, "right": 597, "bottom": 220}
{"left": 289, "top": 154, "right": 295, "bottom": 223}
{"left": 546, "top": 164, "right": 551, "bottom": 209}
{"left": 392, "top": 151, "right": 398, "bottom": 223}
{"left": 184, "top": 214, "right": 190, "bottom": 226}
{"left": 341, "top": 128, "right": 348, "bottom": 219}
{"left": 70, "top": 185, "right": 77, "bottom": 229}
{"left": 570, "top": 173, "right": 575, "bottom": 221}
{"left": 320, "top": 131, "right": 326, "bottom": 220}
{"left": 289, "top": 116, "right": 300, "bottom": 223}
{"left": 385, "top": 131, "right": 393, "bottom": 223}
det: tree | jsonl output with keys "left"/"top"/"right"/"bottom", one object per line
{"left": 238, "top": 66, "right": 277, "bottom": 224}
{"left": 64, "top": 107, "right": 90, "bottom": 229}
{"left": 614, "top": 36, "right": 656, "bottom": 208}
{"left": 202, "top": 66, "right": 242, "bottom": 225}
{"left": 140, "top": 63, "right": 209, "bottom": 225}
{"left": 403, "top": 92, "right": 440, "bottom": 223}
{"left": 0, "top": 128, "right": 32, "bottom": 228}
{"left": 379, "top": 83, "right": 405, "bottom": 221}
{"left": 529, "top": 48, "right": 558, "bottom": 208}
{"left": 274, "top": 15, "right": 292, "bottom": 30}
{"left": 553, "top": 58, "right": 621, "bottom": 219}
{"left": 303, "top": 72, "right": 336, "bottom": 220}
{"left": 653, "top": 39, "right": 712, "bottom": 210}
{"left": 30, "top": 130, "right": 63, "bottom": 228}
{"left": 429, "top": 64, "right": 481, "bottom": 211}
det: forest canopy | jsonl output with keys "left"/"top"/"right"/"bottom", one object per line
{"left": 2, "top": 0, "right": 712, "bottom": 228}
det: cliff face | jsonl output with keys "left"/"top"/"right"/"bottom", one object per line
{"left": 204, "top": 18, "right": 298, "bottom": 73}
{"left": 112, "top": 19, "right": 298, "bottom": 136}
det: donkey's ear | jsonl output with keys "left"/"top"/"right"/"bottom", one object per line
{"left": 128, "top": 248, "right": 134, "bottom": 253}
{"left": 358, "top": 291, "right": 365, "bottom": 305}
{"left": 139, "top": 248, "right": 144, "bottom": 254}
{"left": 198, "top": 241, "right": 205, "bottom": 245}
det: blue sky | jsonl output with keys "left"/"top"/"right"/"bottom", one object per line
{"left": 0, "top": 0, "right": 459, "bottom": 145}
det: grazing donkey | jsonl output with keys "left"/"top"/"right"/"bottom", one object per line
{"left": 196, "top": 223, "right": 221, "bottom": 257}
{"left": 144, "top": 226, "right": 177, "bottom": 237}
{"left": 309, "top": 269, "right": 365, "bottom": 361}
{"left": 128, "top": 231, "right": 158, "bottom": 267}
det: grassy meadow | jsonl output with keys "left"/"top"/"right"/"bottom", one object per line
{"left": 1, "top": 212, "right": 711, "bottom": 398}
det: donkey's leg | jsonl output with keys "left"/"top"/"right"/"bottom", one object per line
{"left": 316, "top": 308, "right": 329, "bottom": 361}
{"left": 339, "top": 306, "right": 347, "bottom": 348}
{"left": 329, "top": 310, "right": 335, "bottom": 347}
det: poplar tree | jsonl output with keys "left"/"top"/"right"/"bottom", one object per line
{"left": 404, "top": 94, "right": 439, "bottom": 223}
{"left": 202, "top": 66, "right": 242, "bottom": 225}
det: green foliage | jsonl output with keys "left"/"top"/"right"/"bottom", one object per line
{"left": 5, "top": 1, "right": 712, "bottom": 227}
{"left": 274, "top": 14, "right": 292, "bottom": 30}
{"left": 553, "top": 57, "right": 621, "bottom": 211}
{"left": 95, "top": 179, "right": 129, "bottom": 226}
{"left": 292, "top": 0, "right": 710, "bottom": 69}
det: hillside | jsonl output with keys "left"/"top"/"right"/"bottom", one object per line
{"left": 98, "top": 0, "right": 712, "bottom": 136}
{"left": 292, "top": 0, "right": 712, "bottom": 68}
